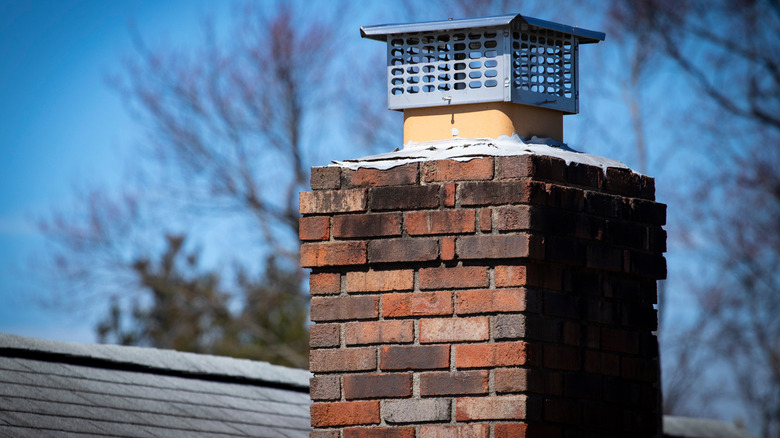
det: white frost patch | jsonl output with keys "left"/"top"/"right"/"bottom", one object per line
{"left": 332, "top": 135, "right": 631, "bottom": 175}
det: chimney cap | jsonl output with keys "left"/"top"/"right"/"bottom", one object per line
{"left": 360, "top": 13, "right": 605, "bottom": 45}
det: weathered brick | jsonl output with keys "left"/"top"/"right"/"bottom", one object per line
{"left": 456, "top": 288, "right": 526, "bottom": 314}
{"left": 566, "top": 162, "right": 602, "bottom": 189}
{"left": 344, "top": 373, "right": 412, "bottom": 399}
{"left": 457, "top": 234, "right": 543, "bottom": 260}
{"left": 494, "top": 265, "right": 527, "bottom": 287}
{"left": 601, "top": 327, "right": 639, "bottom": 354}
{"left": 494, "top": 423, "right": 530, "bottom": 438}
{"left": 310, "top": 375, "right": 340, "bottom": 400}
{"left": 419, "top": 317, "right": 489, "bottom": 343}
{"left": 382, "top": 398, "right": 451, "bottom": 424}
{"left": 630, "top": 199, "right": 666, "bottom": 225}
{"left": 309, "top": 272, "right": 341, "bottom": 295}
{"left": 301, "top": 241, "right": 367, "bottom": 267}
{"left": 368, "top": 238, "right": 438, "bottom": 263}
{"left": 369, "top": 185, "right": 439, "bottom": 210}
{"left": 380, "top": 345, "right": 449, "bottom": 370}
{"left": 492, "top": 314, "right": 527, "bottom": 340}
{"left": 455, "top": 342, "right": 534, "bottom": 368}
{"left": 300, "top": 189, "right": 367, "bottom": 214}
{"left": 310, "top": 323, "right": 340, "bottom": 348}
{"left": 310, "top": 347, "right": 376, "bottom": 372}
{"left": 496, "top": 205, "right": 532, "bottom": 231}
{"left": 605, "top": 167, "right": 641, "bottom": 197}
{"left": 497, "top": 154, "right": 566, "bottom": 183}
{"left": 419, "top": 265, "right": 489, "bottom": 290}
{"left": 419, "top": 424, "right": 489, "bottom": 438}
{"left": 479, "top": 208, "right": 492, "bottom": 232}
{"left": 545, "top": 183, "right": 585, "bottom": 211}
{"left": 441, "top": 236, "right": 456, "bottom": 261}
{"left": 584, "top": 191, "right": 619, "bottom": 217}
{"left": 311, "top": 296, "right": 378, "bottom": 322}
{"left": 460, "top": 181, "right": 527, "bottom": 206}
{"left": 586, "top": 243, "right": 624, "bottom": 272}
{"left": 564, "top": 373, "right": 603, "bottom": 399}
{"left": 420, "top": 371, "right": 488, "bottom": 396}
{"left": 310, "top": 166, "right": 341, "bottom": 190}
{"left": 405, "top": 209, "right": 476, "bottom": 235}
{"left": 544, "top": 236, "right": 584, "bottom": 266}
{"left": 333, "top": 213, "right": 402, "bottom": 239}
{"left": 299, "top": 216, "right": 330, "bottom": 241}
{"left": 543, "top": 398, "right": 582, "bottom": 425}
{"left": 443, "top": 183, "right": 456, "bottom": 207}
{"left": 345, "top": 320, "right": 414, "bottom": 345}
{"left": 455, "top": 395, "right": 527, "bottom": 421}
{"left": 311, "top": 430, "right": 340, "bottom": 438}
{"left": 423, "top": 157, "right": 494, "bottom": 182}
{"left": 311, "top": 401, "right": 380, "bottom": 427}
{"left": 346, "top": 269, "right": 414, "bottom": 293}
{"left": 344, "top": 427, "right": 416, "bottom": 438}
{"left": 349, "top": 163, "right": 418, "bottom": 187}
{"left": 495, "top": 368, "right": 542, "bottom": 394}
{"left": 629, "top": 251, "right": 667, "bottom": 279}
{"left": 382, "top": 292, "right": 453, "bottom": 318}
{"left": 542, "top": 345, "right": 581, "bottom": 371}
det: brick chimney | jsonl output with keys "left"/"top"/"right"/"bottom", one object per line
{"left": 301, "top": 13, "right": 665, "bottom": 438}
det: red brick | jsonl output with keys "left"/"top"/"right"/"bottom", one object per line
{"left": 349, "top": 163, "right": 418, "bottom": 187}
{"left": 309, "top": 273, "right": 341, "bottom": 295}
{"left": 382, "top": 292, "right": 453, "bottom": 318}
{"left": 443, "top": 183, "right": 456, "bottom": 207}
{"left": 455, "top": 342, "right": 534, "bottom": 368}
{"left": 344, "top": 373, "right": 412, "bottom": 399}
{"left": 419, "top": 424, "right": 489, "bottom": 438}
{"left": 494, "top": 265, "right": 527, "bottom": 287}
{"left": 419, "top": 317, "right": 489, "bottom": 343}
{"left": 344, "top": 427, "right": 416, "bottom": 438}
{"left": 311, "top": 401, "right": 380, "bottom": 427}
{"left": 423, "top": 157, "right": 494, "bottom": 182}
{"left": 495, "top": 368, "right": 540, "bottom": 394}
{"left": 310, "top": 323, "right": 340, "bottom": 348}
{"left": 346, "top": 269, "right": 413, "bottom": 293}
{"left": 299, "top": 216, "right": 330, "bottom": 241}
{"left": 441, "top": 236, "right": 456, "bottom": 261}
{"left": 333, "top": 213, "right": 402, "bottom": 238}
{"left": 300, "top": 189, "right": 367, "bottom": 214}
{"left": 420, "top": 371, "right": 488, "bottom": 396}
{"left": 311, "top": 296, "right": 378, "bottom": 322}
{"left": 405, "top": 209, "right": 476, "bottom": 235}
{"left": 479, "top": 208, "right": 492, "bottom": 232}
{"left": 310, "top": 375, "right": 340, "bottom": 400}
{"left": 380, "top": 345, "right": 449, "bottom": 370}
{"left": 309, "top": 347, "right": 376, "bottom": 372}
{"left": 456, "top": 288, "right": 526, "bottom": 314}
{"left": 457, "top": 234, "right": 543, "bottom": 260}
{"left": 311, "top": 166, "right": 341, "bottom": 190}
{"left": 345, "top": 320, "right": 414, "bottom": 345}
{"left": 369, "top": 185, "right": 439, "bottom": 210}
{"left": 496, "top": 205, "right": 532, "bottom": 231}
{"left": 368, "top": 238, "right": 438, "bottom": 263}
{"left": 301, "top": 241, "right": 367, "bottom": 267}
{"left": 542, "top": 345, "right": 581, "bottom": 371}
{"left": 455, "top": 395, "right": 527, "bottom": 420}
{"left": 601, "top": 327, "right": 639, "bottom": 354}
{"left": 419, "top": 265, "right": 489, "bottom": 290}
{"left": 494, "top": 423, "right": 529, "bottom": 438}
{"left": 498, "top": 154, "right": 565, "bottom": 181}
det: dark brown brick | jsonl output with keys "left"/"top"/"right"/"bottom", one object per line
{"left": 460, "top": 181, "right": 527, "bottom": 206}
{"left": 630, "top": 199, "right": 667, "bottom": 225}
{"left": 311, "top": 166, "right": 341, "bottom": 190}
{"left": 333, "top": 213, "right": 402, "bottom": 238}
{"left": 369, "top": 185, "right": 439, "bottom": 210}
{"left": 344, "top": 373, "right": 412, "bottom": 399}
{"left": 420, "top": 371, "right": 488, "bottom": 396}
{"left": 457, "top": 234, "right": 543, "bottom": 260}
{"left": 423, "top": 157, "right": 494, "bottom": 182}
{"left": 310, "top": 323, "right": 340, "bottom": 348}
{"left": 300, "top": 189, "right": 367, "bottom": 214}
{"left": 543, "top": 345, "right": 581, "bottom": 371}
{"left": 368, "top": 238, "right": 438, "bottom": 263}
{"left": 479, "top": 208, "right": 492, "bottom": 232}
{"left": 419, "top": 265, "right": 489, "bottom": 289}
{"left": 566, "top": 162, "right": 603, "bottom": 189}
{"left": 311, "top": 296, "right": 378, "bottom": 322}
{"left": 380, "top": 345, "right": 449, "bottom": 370}
{"left": 348, "top": 163, "right": 418, "bottom": 187}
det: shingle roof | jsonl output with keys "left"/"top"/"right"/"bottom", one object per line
{"left": 0, "top": 333, "right": 311, "bottom": 437}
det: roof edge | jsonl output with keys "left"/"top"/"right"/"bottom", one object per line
{"left": 0, "top": 333, "right": 311, "bottom": 392}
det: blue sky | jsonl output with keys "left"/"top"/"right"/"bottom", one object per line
{"left": 0, "top": 0, "right": 221, "bottom": 341}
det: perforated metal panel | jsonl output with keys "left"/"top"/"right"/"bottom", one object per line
{"left": 361, "top": 14, "right": 604, "bottom": 114}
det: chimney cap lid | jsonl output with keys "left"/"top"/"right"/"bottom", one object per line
{"left": 360, "top": 13, "right": 605, "bottom": 44}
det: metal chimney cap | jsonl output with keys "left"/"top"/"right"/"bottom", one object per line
{"left": 360, "top": 13, "right": 605, "bottom": 45}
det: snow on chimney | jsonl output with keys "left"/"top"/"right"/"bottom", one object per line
{"left": 361, "top": 14, "right": 604, "bottom": 144}
{"left": 301, "top": 13, "right": 664, "bottom": 438}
